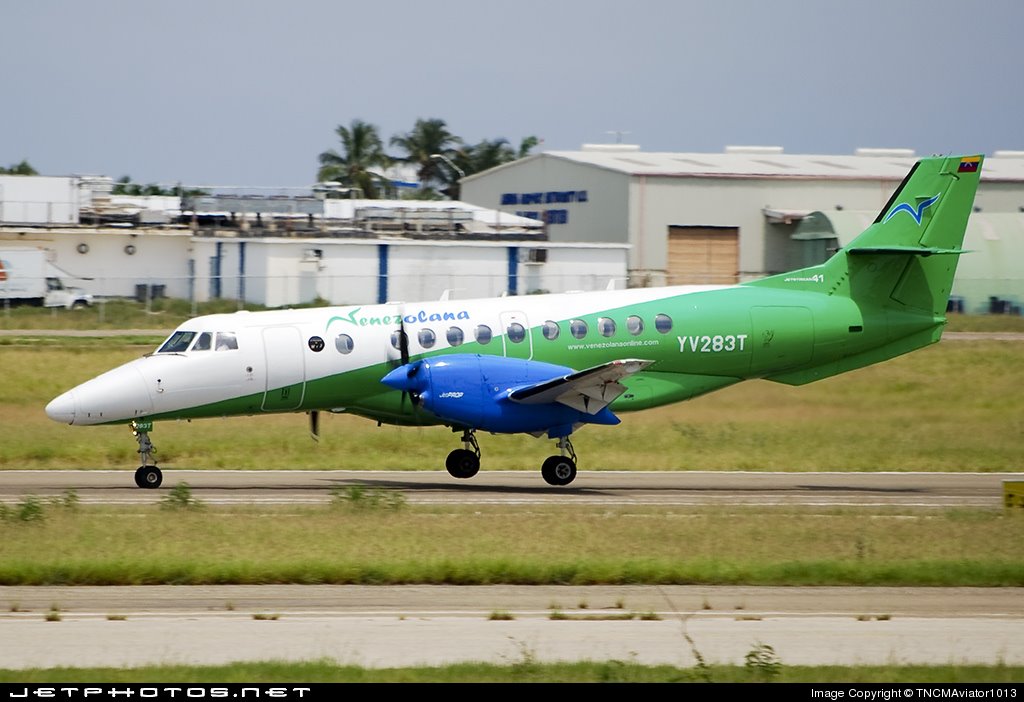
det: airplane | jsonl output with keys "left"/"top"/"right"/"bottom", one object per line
{"left": 45, "top": 154, "right": 983, "bottom": 488}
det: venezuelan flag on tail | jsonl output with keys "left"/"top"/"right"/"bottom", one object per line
{"left": 958, "top": 155, "right": 981, "bottom": 173}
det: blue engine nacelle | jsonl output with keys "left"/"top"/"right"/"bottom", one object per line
{"left": 381, "top": 354, "right": 619, "bottom": 436}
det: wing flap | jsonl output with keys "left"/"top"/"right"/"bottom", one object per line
{"left": 508, "top": 358, "right": 653, "bottom": 414}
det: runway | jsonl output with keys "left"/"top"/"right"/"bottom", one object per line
{"left": 1, "top": 585, "right": 1021, "bottom": 669}
{"left": 0, "top": 469, "right": 1019, "bottom": 507}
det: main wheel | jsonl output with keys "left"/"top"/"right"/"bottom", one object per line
{"left": 541, "top": 455, "right": 577, "bottom": 486}
{"left": 445, "top": 449, "right": 480, "bottom": 479}
{"left": 134, "top": 465, "right": 163, "bottom": 489}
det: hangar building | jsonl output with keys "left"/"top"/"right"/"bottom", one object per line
{"left": 461, "top": 146, "right": 1024, "bottom": 314}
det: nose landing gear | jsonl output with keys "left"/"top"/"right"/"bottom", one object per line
{"left": 445, "top": 429, "right": 481, "bottom": 479}
{"left": 131, "top": 420, "right": 163, "bottom": 489}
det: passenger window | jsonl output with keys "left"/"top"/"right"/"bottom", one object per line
{"left": 506, "top": 322, "right": 526, "bottom": 344}
{"left": 542, "top": 321, "right": 560, "bottom": 340}
{"left": 418, "top": 328, "right": 436, "bottom": 349}
{"left": 475, "top": 324, "right": 492, "bottom": 345}
{"left": 597, "top": 317, "right": 616, "bottom": 337}
{"left": 655, "top": 314, "right": 673, "bottom": 334}
{"left": 390, "top": 330, "right": 408, "bottom": 350}
{"left": 335, "top": 334, "right": 354, "bottom": 354}
{"left": 158, "top": 331, "right": 195, "bottom": 353}
{"left": 216, "top": 332, "right": 238, "bottom": 350}
{"left": 627, "top": 315, "right": 644, "bottom": 336}
{"left": 447, "top": 326, "right": 464, "bottom": 346}
{"left": 192, "top": 332, "right": 212, "bottom": 351}
{"left": 570, "top": 319, "right": 588, "bottom": 340}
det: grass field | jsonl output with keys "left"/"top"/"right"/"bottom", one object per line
{"left": 2, "top": 660, "right": 1022, "bottom": 683}
{"left": 1, "top": 503, "right": 1021, "bottom": 586}
{"left": 2, "top": 338, "right": 1021, "bottom": 471}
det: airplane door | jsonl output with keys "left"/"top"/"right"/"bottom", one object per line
{"left": 500, "top": 310, "right": 533, "bottom": 360}
{"left": 262, "top": 326, "right": 305, "bottom": 411}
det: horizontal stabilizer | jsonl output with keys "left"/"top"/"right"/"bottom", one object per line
{"left": 846, "top": 246, "right": 967, "bottom": 256}
{"left": 508, "top": 358, "right": 653, "bottom": 415}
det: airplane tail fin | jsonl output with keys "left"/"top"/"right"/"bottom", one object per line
{"left": 751, "top": 154, "right": 983, "bottom": 316}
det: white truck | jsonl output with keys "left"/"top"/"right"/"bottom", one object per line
{"left": 0, "top": 248, "right": 93, "bottom": 308}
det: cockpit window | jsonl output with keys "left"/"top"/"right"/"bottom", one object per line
{"left": 216, "top": 332, "right": 238, "bottom": 351}
{"left": 191, "top": 332, "right": 212, "bottom": 352}
{"left": 158, "top": 331, "right": 196, "bottom": 353}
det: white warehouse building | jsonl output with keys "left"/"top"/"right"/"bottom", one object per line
{"left": 0, "top": 189, "right": 628, "bottom": 307}
{"left": 461, "top": 146, "right": 1024, "bottom": 314}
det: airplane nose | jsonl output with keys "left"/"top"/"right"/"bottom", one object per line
{"left": 45, "top": 390, "right": 77, "bottom": 425}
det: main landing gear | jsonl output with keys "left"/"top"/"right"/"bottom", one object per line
{"left": 131, "top": 420, "right": 162, "bottom": 489}
{"left": 444, "top": 430, "right": 579, "bottom": 486}
{"left": 541, "top": 436, "right": 577, "bottom": 487}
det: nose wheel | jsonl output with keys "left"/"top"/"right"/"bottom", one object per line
{"left": 445, "top": 429, "right": 481, "bottom": 479}
{"left": 541, "top": 437, "right": 577, "bottom": 486}
{"left": 131, "top": 420, "right": 162, "bottom": 489}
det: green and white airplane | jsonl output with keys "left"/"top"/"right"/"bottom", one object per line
{"left": 46, "top": 154, "right": 983, "bottom": 488}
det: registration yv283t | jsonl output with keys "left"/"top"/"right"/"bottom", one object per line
{"left": 677, "top": 334, "right": 748, "bottom": 353}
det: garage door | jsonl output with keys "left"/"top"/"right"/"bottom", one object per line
{"left": 667, "top": 226, "right": 739, "bottom": 285}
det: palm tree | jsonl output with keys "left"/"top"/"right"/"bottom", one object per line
{"left": 444, "top": 138, "right": 515, "bottom": 199}
{"left": 317, "top": 119, "right": 390, "bottom": 198}
{"left": 389, "top": 118, "right": 462, "bottom": 193}
{"left": 517, "top": 136, "right": 540, "bottom": 159}
{"left": 445, "top": 136, "right": 539, "bottom": 198}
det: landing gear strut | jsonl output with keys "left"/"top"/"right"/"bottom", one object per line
{"left": 541, "top": 436, "right": 577, "bottom": 486}
{"left": 131, "top": 420, "right": 162, "bottom": 489}
{"left": 445, "top": 429, "right": 481, "bottom": 479}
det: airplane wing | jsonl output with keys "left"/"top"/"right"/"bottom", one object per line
{"left": 507, "top": 359, "right": 653, "bottom": 414}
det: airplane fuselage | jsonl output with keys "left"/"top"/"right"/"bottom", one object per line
{"left": 46, "top": 282, "right": 936, "bottom": 429}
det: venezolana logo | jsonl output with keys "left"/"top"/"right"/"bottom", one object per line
{"left": 327, "top": 306, "right": 470, "bottom": 329}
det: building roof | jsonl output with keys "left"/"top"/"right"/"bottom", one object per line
{"left": 465, "top": 147, "right": 1024, "bottom": 182}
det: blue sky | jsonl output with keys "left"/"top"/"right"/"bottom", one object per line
{"left": 4, "top": 0, "right": 1021, "bottom": 186}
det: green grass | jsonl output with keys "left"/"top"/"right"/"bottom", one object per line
{"left": 0, "top": 298, "right": 261, "bottom": 331}
{"left": 2, "top": 339, "right": 1022, "bottom": 471}
{"left": 0, "top": 297, "right": 350, "bottom": 331}
{"left": 945, "top": 313, "right": 1024, "bottom": 333}
{"left": 1, "top": 660, "right": 1021, "bottom": 683}
{"left": 0, "top": 505, "right": 1020, "bottom": 586}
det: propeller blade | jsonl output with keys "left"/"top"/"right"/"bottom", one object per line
{"left": 399, "top": 317, "right": 410, "bottom": 365}
{"left": 309, "top": 410, "right": 320, "bottom": 443}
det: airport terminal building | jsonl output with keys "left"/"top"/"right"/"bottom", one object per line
{"left": 462, "top": 146, "right": 1024, "bottom": 314}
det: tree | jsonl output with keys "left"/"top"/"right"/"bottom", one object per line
{"left": 517, "top": 135, "right": 540, "bottom": 159}
{"left": 112, "top": 175, "right": 142, "bottom": 195}
{"left": 389, "top": 118, "right": 462, "bottom": 193}
{"left": 317, "top": 119, "right": 391, "bottom": 199}
{"left": 445, "top": 135, "right": 539, "bottom": 198}
{"left": 0, "top": 159, "right": 38, "bottom": 175}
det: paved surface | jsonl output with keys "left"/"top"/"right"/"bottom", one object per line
{"left": 2, "top": 470, "right": 1021, "bottom": 507}
{"left": 0, "top": 585, "right": 1021, "bottom": 669}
